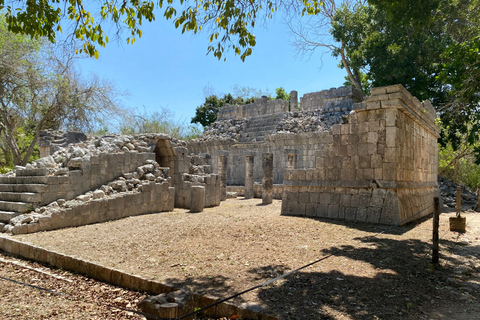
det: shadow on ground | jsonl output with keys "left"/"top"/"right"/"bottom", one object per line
{"left": 165, "top": 234, "right": 473, "bottom": 320}
{"left": 251, "top": 235, "right": 471, "bottom": 320}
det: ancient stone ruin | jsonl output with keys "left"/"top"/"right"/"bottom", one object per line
{"left": 0, "top": 133, "right": 220, "bottom": 234}
{"left": 0, "top": 84, "right": 440, "bottom": 235}
{"left": 188, "top": 84, "right": 440, "bottom": 225}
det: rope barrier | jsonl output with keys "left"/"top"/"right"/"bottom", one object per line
{"left": 0, "top": 200, "right": 452, "bottom": 320}
{"left": 422, "top": 209, "right": 479, "bottom": 260}
{"left": 177, "top": 202, "right": 437, "bottom": 320}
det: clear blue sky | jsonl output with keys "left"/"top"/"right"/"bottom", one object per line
{"left": 76, "top": 13, "right": 347, "bottom": 126}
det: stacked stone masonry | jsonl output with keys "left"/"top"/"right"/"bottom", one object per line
{"left": 1, "top": 134, "right": 222, "bottom": 234}
{"left": 188, "top": 84, "right": 440, "bottom": 225}
{"left": 217, "top": 96, "right": 289, "bottom": 121}
{"left": 300, "top": 86, "right": 364, "bottom": 112}
{"left": 282, "top": 85, "right": 440, "bottom": 224}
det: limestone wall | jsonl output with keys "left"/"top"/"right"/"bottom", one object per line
{"left": 6, "top": 152, "right": 155, "bottom": 207}
{"left": 187, "top": 131, "right": 333, "bottom": 186}
{"left": 282, "top": 85, "right": 440, "bottom": 224}
{"left": 171, "top": 147, "right": 221, "bottom": 209}
{"left": 300, "top": 86, "right": 364, "bottom": 112}
{"left": 217, "top": 97, "right": 289, "bottom": 121}
{"left": 10, "top": 182, "right": 175, "bottom": 235}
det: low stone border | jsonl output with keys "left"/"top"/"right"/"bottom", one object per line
{"left": 0, "top": 235, "right": 279, "bottom": 320}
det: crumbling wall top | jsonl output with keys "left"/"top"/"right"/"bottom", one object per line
{"left": 359, "top": 84, "right": 439, "bottom": 137}
{"left": 217, "top": 97, "right": 289, "bottom": 121}
{"left": 300, "top": 86, "right": 364, "bottom": 112}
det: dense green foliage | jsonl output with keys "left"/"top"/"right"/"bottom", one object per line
{"left": 191, "top": 93, "right": 256, "bottom": 127}
{"left": 274, "top": 87, "right": 291, "bottom": 101}
{"left": 191, "top": 86, "right": 290, "bottom": 127}
{"left": 327, "top": 0, "right": 480, "bottom": 152}
{"left": 0, "top": 0, "right": 322, "bottom": 60}
{"left": 0, "top": 16, "right": 125, "bottom": 166}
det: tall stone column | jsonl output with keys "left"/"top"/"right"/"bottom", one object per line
{"left": 244, "top": 155, "right": 254, "bottom": 199}
{"left": 218, "top": 155, "right": 228, "bottom": 201}
{"left": 290, "top": 90, "right": 298, "bottom": 111}
{"left": 262, "top": 153, "right": 273, "bottom": 205}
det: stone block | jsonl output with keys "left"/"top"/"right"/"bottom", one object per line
{"left": 363, "top": 168, "right": 374, "bottom": 180}
{"left": 340, "top": 193, "right": 352, "bottom": 207}
{"left": 345, "top": 207, "right": 357, "bottom": 221}
{"left": 340, "top": 124, "right": 349, "bottom": 135}
{"left": 366, "top": 101, "right": 381, "bottom": 109}
{"left": 316, "top": 203, "right": 328, "bottom": 218}
{"left": 385, "top": 109, "right": 397, "bottom": 127}
{"left": 383, "top": 163, "right": 397, "bottom": 181}
{"left": 380, "top": 191, "right": 400, "bottom": 225}
{"left": 306, "top": 203, "right": 317, "bottom": 216}
{"left": 367, "top": 208, "right": 381, "bottom": 223}
{"left": 298, "top": 192, "right": 309, "bottom": 204}
{"left": 319, "top": 192, "right": 331, "bottom": 204}
{"left": 190, "top": 186, "right": 205, "bottom": 213}
{"left": 367, "top": 132, "right": 378, "bottom": 143}
{"left": 370, "top": 87, "right": 387, "bottom": 95}
{"left": 356, "top": 207, "right": 367, "bottom": 221}
{"left": 309, "top": 191, "right": 320, "bottom": 203}
{"left": 331, "top": 125, "right": 341, "bottom": 135}
{"left": 327, "top": 205, "right": 339, "bottom": 219}
{"left": 371, "top": 189, "right": 386, "bottom": 207}
{"left": 384, "top": 147, "right": 396, "bottom": 162}
{"left": 359, "top": 155, "right": 371, "bottom": 168}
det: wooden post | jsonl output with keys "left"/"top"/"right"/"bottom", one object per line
{"left": 432, "top": 197, "right": 440, "bottom": 264}
{"left": 456, "top": 186, "right": 462, "bottom": 217}
{"left": 476, "top": 186, "right": 480, "bottom": 211}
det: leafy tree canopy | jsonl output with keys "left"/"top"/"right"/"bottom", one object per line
{"left": 325, "top": 0, "right": 480, "bottom": 153}
{"left": 191, "top": 93, "right": 254, "bottom": 127}
{"left": 0, "top": 16, "right": 125, "bottom": 166}
{"left": 0, "top": 0, "right": 322, "bottom": 60}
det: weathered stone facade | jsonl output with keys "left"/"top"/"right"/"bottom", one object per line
{"left": 0, "top": 84, "right": 440, "bottom": 231}
{"left": 1, "top": 133, "right": 221, "bottom": 234}
{"left": 188, "top": 84, "right": 440, "bottom": 225}
{"left": 282, "top": 85, "right": 439, "bottom": 224}
{"left": 217, "top": 96, "right": 289, "bottom": 120}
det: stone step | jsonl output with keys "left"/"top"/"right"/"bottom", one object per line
{"left": 0, "top": 184, "right": 49, "bottom": 193}
{"left": 16, "top": 168, "right": 49, "bottom": 176}
{"left": 0, "top": 210, "right": 21, "bottom": 223}
{"left": 245, "top": 125, "right": 278, "bottom": 131}
{"left": 0, "top": 192, "right": 42, "bottom": 203}
{"left": 0, "top": 176, "right": 49, "bottom": 184}
{"left": 247, "top": 118, "right": 283, "bottom": 125}
{"left": 246, "top": 114, "right": 286, "bottom": 121}
{"left": 0, "top": 201, "right": 31, "bottom": 213}
{"left": 241, "top": 130, "right": 276, "bottom": 138}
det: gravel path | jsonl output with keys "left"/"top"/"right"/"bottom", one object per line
{"left": 5, "top": 198, "right": 480, "bottom": 319}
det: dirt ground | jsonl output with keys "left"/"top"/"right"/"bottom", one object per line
{"left": 2, "top": 198, "right": 480, "bottom": 320}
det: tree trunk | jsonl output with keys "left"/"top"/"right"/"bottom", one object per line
{"left": 339, "top": 45, "right": 363, "bottom": 91}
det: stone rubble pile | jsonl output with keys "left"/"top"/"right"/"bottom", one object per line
{"left": 194, "top": 109, "right": 352, "bottom": 142}
{"left": 6, "top": 133, "right": 183, "bottom": 177}
{"left": 276, "top": 110, "right": 350, "bottom": 134}
{"left": 193, "top": 119, "right": 247, "bottom": 142}
{"left": 438, "top": 175, "right": 478, "bottom": 208}
{"left": 2, "top": 159, "right": 170, "bottom": 233}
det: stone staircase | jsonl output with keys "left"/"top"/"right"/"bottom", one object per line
{"left": 0, "top": 169, "right": 49, "bottom": 223}
{"left": 239, "top": 113, "right": 286, "bottom": 142}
